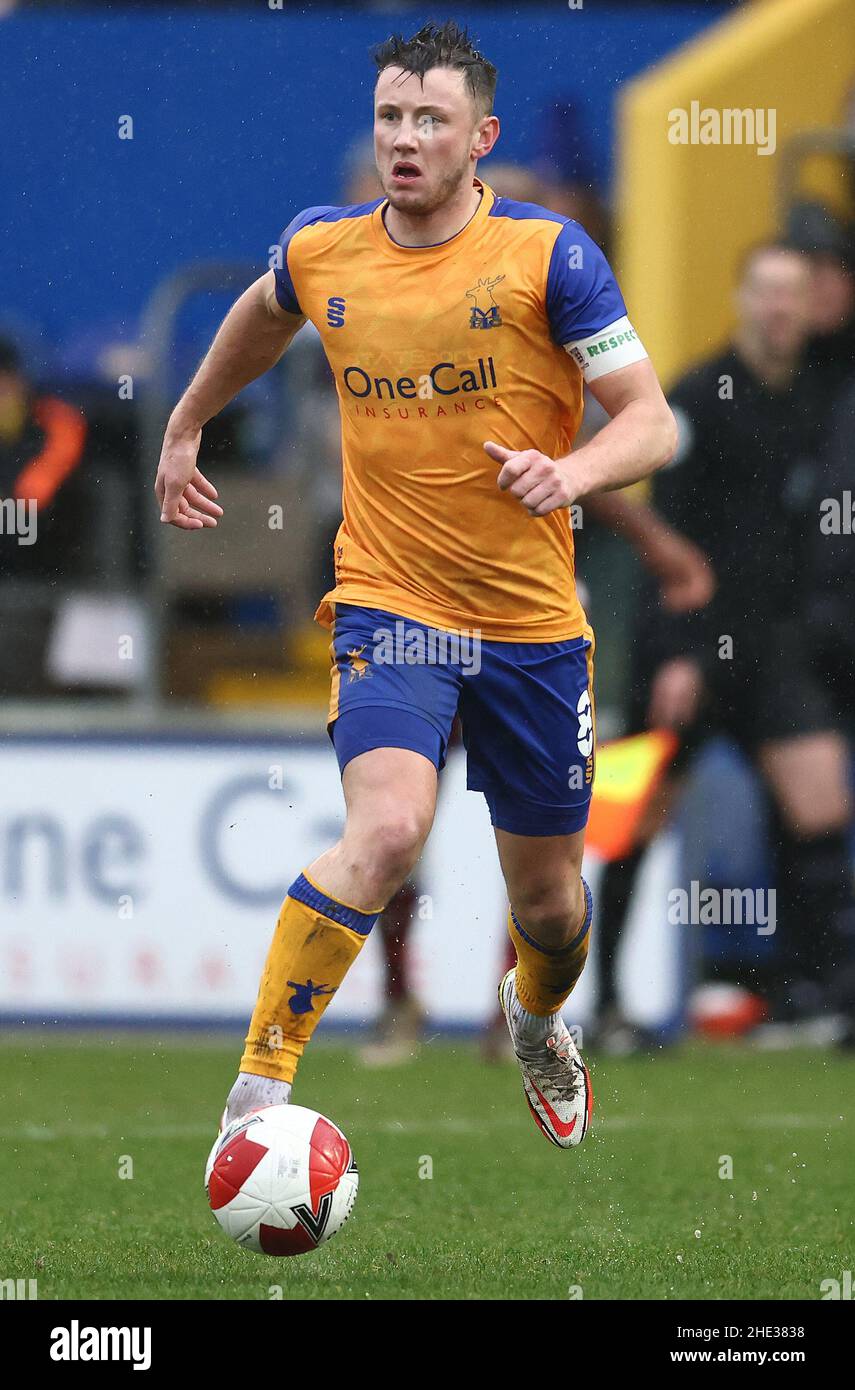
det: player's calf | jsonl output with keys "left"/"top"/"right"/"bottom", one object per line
{"left": 500, "top": 877, "right": 594, "bottom": 1147}
{"left": 222, "top": 871, "right": 384, "bottom": 1125}
{"left": 224, "top": 753, "right": 436, "bottom": 1125}
{"left": 509, "top": 877, "right": 592, "bottom": 1024}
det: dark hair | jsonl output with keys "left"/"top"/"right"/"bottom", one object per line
{"left": 372, "top": 20, "right": 497, "bottom": 118}
{"left": 786, "top": 200, "right": 855, "bottom": 274}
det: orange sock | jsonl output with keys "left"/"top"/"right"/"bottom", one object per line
{"left": 240, "top": 871, "right": 382, "bottom": 1084}
{"left": 508, "top": 878, "right": 592, "bottom": 1016}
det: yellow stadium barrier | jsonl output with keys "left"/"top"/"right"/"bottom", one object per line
{"left": 617, "top": 0, "right": 855, "bottom": 388}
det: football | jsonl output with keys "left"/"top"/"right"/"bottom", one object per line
{"left": 205, "top": 1104, "right": 358, "bottom": 1256}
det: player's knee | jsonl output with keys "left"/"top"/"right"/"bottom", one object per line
{"left": 349, "top": 809, "right": 429, "bottom": 901}
{"left": 376, "top": 809, "right": 429, "bottom": 867}
{"left": 512, "top": 881, "right": 584, "bottom": 947}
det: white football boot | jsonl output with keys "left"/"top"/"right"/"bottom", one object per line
{"left": 499, "top": 970, "right": 593, "bottom": 1148}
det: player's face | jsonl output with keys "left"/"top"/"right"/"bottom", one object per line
{"left": 374, "top": 66, "right": 488, "bottom": 214}
{"left": 737, "top": 251, "right": 813, "bottom": 358}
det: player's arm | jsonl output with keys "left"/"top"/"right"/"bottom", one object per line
{"left": 486, "top": 360, "right": 676, "bottom": 518}
{"left": 567, "top": 359, "right": 677, "bottom": 494}
{"left": 155, "top": 271, "right": 305, "bottom": 530}
{"left": 484, "top": 217, "right": 678, "bottom": 516}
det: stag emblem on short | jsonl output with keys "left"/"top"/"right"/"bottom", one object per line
{"left": 346, "top": 645, "right": 371, "bottom": 681}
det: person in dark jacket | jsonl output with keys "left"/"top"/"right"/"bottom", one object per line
{"left": 0, "top": 337, "right": 87, "bottom": 579}
{"left": 596, "top": 242, "right": 855, "bottom": 1046}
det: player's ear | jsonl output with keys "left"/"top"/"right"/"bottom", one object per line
{"left": 474, "top": 114, "right": 500, "bottom": 160}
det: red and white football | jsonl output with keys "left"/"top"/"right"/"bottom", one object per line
{"left": 204, "top": 1104, "right": 358, "bottom": 1256}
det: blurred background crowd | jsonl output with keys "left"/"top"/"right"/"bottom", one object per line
{"left": 1, "top": 0, "right": 854, "bottom": 1053}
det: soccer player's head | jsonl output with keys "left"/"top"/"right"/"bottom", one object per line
{"left": 735, "top": 243, "right": 813, "bottom": 360}
{"left": 372, "top": 20, "right": 499, "bottom": 214}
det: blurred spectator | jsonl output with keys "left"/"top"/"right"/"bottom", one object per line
{"left": 596, "top": 243, "right": 855, "bottom": 1047}
{"left": 803, "top": 374, "right": 855, "bottom": 735}
{"left": 0, "top": 337, "right": 87, "bottom": 580}
{"left": 787, "top": 200, "right": 855, "bottom": 398}
{"left": 0, "top": 336, "right": 90, "bottom": 695}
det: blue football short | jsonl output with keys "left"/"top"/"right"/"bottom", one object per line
{"left": 326, "top": 604, "right": 595, "bottom": 837}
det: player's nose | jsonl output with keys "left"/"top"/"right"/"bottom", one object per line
{"left": 393, "top": 123, "right": 419, "bottom": 151}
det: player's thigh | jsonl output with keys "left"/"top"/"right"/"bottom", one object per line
{"left": 341, "top": 744, "right": 438, "bottom": 853}
{"left": 309, "top": 746, "right": 437, "bottom": 907}
{"left": 326, "top": 603, "right": 459, "bottom": 857}
{"left": 460, "top": 631, "right": 596, "bottom": 838}
{"left": 757, "top": 732, "right": 852, "bottom": 836}
{"left": 327, "top": 603, "right": 459, "bottom": 743}
{"left": 494, "top": 825, "right": 586, "bottom": 929}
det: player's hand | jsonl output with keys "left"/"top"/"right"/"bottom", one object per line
{"left": 647, "top": 657, "right": 704, "bottom": 730}
{"left": 484, "top": 440, "right": 575, "bottom": 517}
{"left": 155, "top": 426, "right": 223, "bottom": 530}
{"left": 645, "top": 532, "right": 716, "bottom": 613}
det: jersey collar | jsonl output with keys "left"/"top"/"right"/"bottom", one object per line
{"left": 371, "top": 177, "right": 494, "bottom": 260}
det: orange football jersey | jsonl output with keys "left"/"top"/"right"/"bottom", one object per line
{"left": 273, "top": 177, "right": 646, "bottom": 640}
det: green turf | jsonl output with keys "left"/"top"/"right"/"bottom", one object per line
{"left": 0, "top": 1034, "right": 852, "bottom": 1300}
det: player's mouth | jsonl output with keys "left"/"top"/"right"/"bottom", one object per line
{"left": 390, "top": 162, "right": 422, "bottom": 185}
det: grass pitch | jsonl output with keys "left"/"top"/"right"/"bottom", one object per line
{"left": 1, "top": 1034, "right": 852, "bottom": 1300}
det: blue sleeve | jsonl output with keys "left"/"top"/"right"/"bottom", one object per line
{"left": 272, "top": 205, "right": 338, "bottom": 316}
{"left": 545, "top": 221, "right": 628, "bottom": 346}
